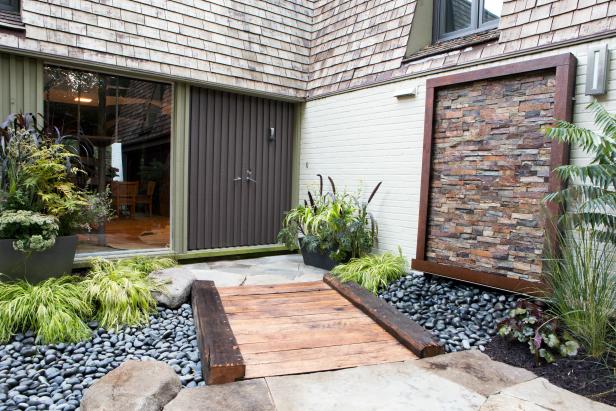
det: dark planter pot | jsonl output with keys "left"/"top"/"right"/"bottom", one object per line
{"left": 299, "top": 238, "right": 340, "bottom": 271}
{"left": 0, "top": 235, "right": 78, "bottom": 283}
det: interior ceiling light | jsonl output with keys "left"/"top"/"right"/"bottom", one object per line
{"left": 74, "top": 97, "right": 93, "bottom": 103}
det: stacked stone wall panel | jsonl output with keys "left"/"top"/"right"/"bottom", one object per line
{"left": 425, "top": 70, "right": 557, "bottom": 280}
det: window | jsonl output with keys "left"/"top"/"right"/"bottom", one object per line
{"left": 44, "top": 66, "right": 173, "bottom": 255}
{"left": 0, "top": 0, "right": 18, "bottom": 13}
{"left": 434, "top": 0, "right": 502, "bottom": 41}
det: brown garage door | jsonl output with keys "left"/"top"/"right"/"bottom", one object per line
{"left": 188, "top": 87, "right": 294, "bottom": 250}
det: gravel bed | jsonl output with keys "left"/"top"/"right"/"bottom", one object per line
{"left": 379, "top": 273, "right": 520, "bottom": 352}
{"left": 0, "top": 304, "right": 202, "bottom": 411}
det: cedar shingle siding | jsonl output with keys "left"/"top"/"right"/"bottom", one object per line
{"left": 0, "top": 0, "right": 613, "bottom": 98}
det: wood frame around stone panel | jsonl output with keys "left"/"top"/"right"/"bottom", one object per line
{"left": 412, "top": 53, "right": 576, "bottom": 294}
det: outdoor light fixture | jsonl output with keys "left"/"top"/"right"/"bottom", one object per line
{"left": 74, "top": 97, "right": 93, "bottom": 103}
{"left": 268, "top": 127, "right": 275, "bottom": 141}
{"left": 394, "top": 86, "right": 417, "bottom": 98}
{"left": 585, "top": 44, "right": 609, "bottom": 96}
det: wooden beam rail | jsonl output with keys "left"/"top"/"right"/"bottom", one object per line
{"left": 192, "top": 280, "right": 245, "bottom": 384}
{"left": 324, "top": 274, "right": 444, "bottom": 358}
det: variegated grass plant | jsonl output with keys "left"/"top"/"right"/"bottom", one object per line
{"left": 0, "top": 276, "right": 92, "bottom": 344}
{"left": 83, "top": 256, "right": 176, "bottom": 331}
{"left": 332, "top": 248, "right": 408, "bottom": 294}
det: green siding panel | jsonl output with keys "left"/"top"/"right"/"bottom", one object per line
{"left": 0, "top": 53, "right": 42, "bottom": 120}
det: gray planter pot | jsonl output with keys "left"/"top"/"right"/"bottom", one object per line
{"left": 298, "top": 238, "right": 340, "bottom": 271}
{"left": 0, "top": 235, "right": 78, "bottom": 283}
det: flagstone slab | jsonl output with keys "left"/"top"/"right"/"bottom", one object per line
{"left": 501, "top": 378, "right": 615, "bottom": 411}
{"left": 184, "top": 254, "right": 326, "bottom": 287}
{"left": 414, "top": 350, "right": 536, "bottom": 396}
{"left": 480, "top": 394, "right": 548, "bottom": 410}
{"left": 266, "top": 360, "right": 486, "bottom": 411}
{"left": 242, "top": 272, "right": 323, "bottom": 285}
{"left": 189, "top": 269, "right": 247, "bottom": 287}
{"left": 81, "top": 360, "right": 181, "bottom": 411}
{"left": 163, "top": 380, "right": 275, "bottom": 411}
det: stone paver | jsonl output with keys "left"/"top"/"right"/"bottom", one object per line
{"left": 415, "top": 350, "right": 536, "bottom": 396}
{"left": 265, "top": 360, "right": 486, "bottom": 411}
{"left": 480, "top": 394, "right": 548, "bottom": 411}
{"left": 163, "top": 379, "right": 275, "bottom": 411}
{"left": 150, "top": 266, "right": 195, "bottom": 308}
{"left": 190, "top": 269, "right": 248, "bottom": 286}
{"left": 182, "top": 254, "right": 326, "bottom": 287}
{"left": 80, "top": 360, "right": 181, "bottom": 411}
{"left": 500, "top": 378, "right": 615, "bottom": 411}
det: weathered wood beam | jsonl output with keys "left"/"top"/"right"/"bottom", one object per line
{"left": 191, "top": 280, "right": 245, "bottom": 384}
{"left": 324, "top": 274, "right": 445, "bottom": 358}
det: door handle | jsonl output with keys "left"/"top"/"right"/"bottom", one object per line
{"left": 245, "top": 169, "right": 256, "bottom": 183}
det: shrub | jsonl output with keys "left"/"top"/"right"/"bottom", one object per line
{"left": 0, "top": 113, "right": 112, "bottom": 250}
{"left": 543, "top": 224, "right": 616, "bottom": 357}
{"left": 544, "top": 101, "right": 616, "bottom": 245}
{"left": 83, "top": 257, "right": 173, "bottom": 330}
{"left": 278, "top": 175, "right": 381, "bottom": 262}
{"left": 0, "top": 276, "right": 92, "bottom": 344}
{"left": 543, "top": 101, "right": 616, "bottom": 358}
{"left": 0, "top": 210, "right": 59, "bottom": 252}
{"left": 331, "top": 249, "right": 407, "bottom": 294}
{"left": 497, "top": 300, "right": 579, "bottom": 364}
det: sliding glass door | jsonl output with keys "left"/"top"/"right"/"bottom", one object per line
{"left": 44, "top": 65, "right": 172, "bottom": 255}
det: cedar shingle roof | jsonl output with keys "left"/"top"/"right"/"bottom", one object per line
{"left": 0, "top": 0, "right": 613, "bottom": 99}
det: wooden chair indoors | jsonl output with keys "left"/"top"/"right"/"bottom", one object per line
{"left": 111, "top": 181, "right": 139, "bottom": 218}
{"left": 136, "top": 181, "right": 156, "bottom": 216}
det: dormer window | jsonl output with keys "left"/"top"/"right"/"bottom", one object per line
{"left": 0, "top": 0, "right": 19, "bottom": 13}
{"left": 434, "top": 0, "right": 502, "bottom": 42}
{"left": 0, "top": 0, "right": 24, "bottom": 30}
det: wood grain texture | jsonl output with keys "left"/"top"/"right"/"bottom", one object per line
{"left": 187, "top": 88, "right": 294, "bottom": 250}
{"left": 218, "top": 281, "right": 330, "bottom": 297}
{"left": 192, "top": 280, "right": 245, "bottom": 384}
{"left": 243, "top": 341, "right": 414, "bottom": 378}
{"left": 219, "top": 280, "right": 417, "bottom": 378}
{"left": 324, "top": 274, "right": 444, "bottom": 358}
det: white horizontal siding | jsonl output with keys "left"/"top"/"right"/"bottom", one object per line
{"left": 298, "top": 38, "right": 616, "bottom": 259}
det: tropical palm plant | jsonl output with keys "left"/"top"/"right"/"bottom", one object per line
{"left": 544, "top": 101, "right": 616, "bottom": 244}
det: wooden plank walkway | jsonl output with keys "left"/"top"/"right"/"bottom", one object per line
{"left": 217, "top": 280, "right": 419, "bottom": 379}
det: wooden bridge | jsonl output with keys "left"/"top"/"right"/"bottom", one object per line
{"left": 192, "top": 274, "right": 444, "bottom": 384}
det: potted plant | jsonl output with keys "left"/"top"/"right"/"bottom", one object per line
{"left": 278, "top": 175, "right": 381, "bottom": 270}
{"left": 0, "top": 114, "right": 112, "bottom": 282}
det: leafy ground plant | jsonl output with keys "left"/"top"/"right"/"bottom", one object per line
{"left": 83, "top": 257, "right": 174, "bottom": 330}
{"left": 0, "top": 276, "right": 92, "bottom": 344}
{"left": 497, "top": 300, "right": 579, "bottom": 364}
{"left": 331, "top": 249, "right": 407, "bottom": 294}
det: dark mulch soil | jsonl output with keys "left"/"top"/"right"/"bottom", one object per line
{"left": 485, "top": 337, "right": 616, "bottom": 407}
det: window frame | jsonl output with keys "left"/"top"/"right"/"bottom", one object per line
{"left": 433, "top": 0, "right": 500, "bottom": 42}
{"left": 0, "top": 0, "right": 20, "bottom": 14}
